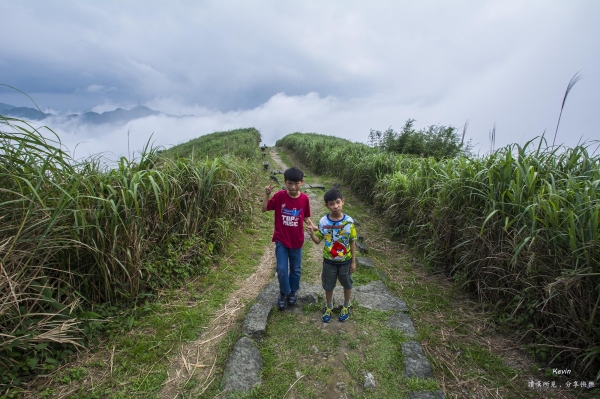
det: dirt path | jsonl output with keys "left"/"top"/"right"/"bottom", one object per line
{"left": 158, "top": 248, "right": 276, "bottom": 398}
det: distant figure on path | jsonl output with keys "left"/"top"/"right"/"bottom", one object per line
{"left": 306, "top": 189, "right": 357, "bottom": 322}
{"left": 262, "top": 167, "right": 314, "bottom": 310}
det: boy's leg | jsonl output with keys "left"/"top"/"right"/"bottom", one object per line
{"left": 275, "top": 242, "right": 291, "bottom": 294}
{"left": 343, "top": 288, "right": 352, "bottom": 305}
{"left": 321, "top": 260, "right": 339, "bottom": 322}
{"left": 287, "top": 246, "right": 302, "bottom": 306}
{"left": 321, "top": 260, "right": 338, "bottom": 305}
{"left": 288, "top": 247, "right": 302, "bottom": 292}
{"left": 325, "top": 290, "right": 334, "bottom": 307}
{"left": 275, "top": 242, "right": 290, "bottom": 310}
{"left": 337, "top": 261, "right": 353, "bottom": 322}
{"left": 322, "top": 290, "right": 334, "bottom": 322}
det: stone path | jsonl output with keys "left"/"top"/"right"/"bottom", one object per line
{"left": 221, "top": 147, "right": 445, "bottom": 397}
{"left": 221, "top": 264, "right": 445, "bottom": 398}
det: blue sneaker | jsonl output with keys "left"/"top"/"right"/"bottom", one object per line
{"left": 339, "top": 305, "right": 351, "bottom": 322}
{"left": 278, "top": 292, "right": 288, "bottom": 310}
{"left": 322, "top": 306, "right": 333, "bottom": 323}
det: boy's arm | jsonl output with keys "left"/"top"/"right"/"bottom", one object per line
{"left": 306, "top": 223, "right": 321, "bottom": 244}
{"left": 350, "top": 240, "right": 357, "bottom": 273}
{"left": 261, "top": 182, "right": 274, "bottom": 212}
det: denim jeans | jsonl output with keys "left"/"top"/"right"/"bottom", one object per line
{"left": 275, "top": 241, "right": 302, "bottom": 295}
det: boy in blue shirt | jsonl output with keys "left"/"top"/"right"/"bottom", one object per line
{"left": 306, "top": 189, "right": 357, "bottom": 322}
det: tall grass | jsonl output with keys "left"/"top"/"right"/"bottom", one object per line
{"left": 278, "top": 132, "right": 600, "bottom": 377}
{"left": 0, "top": 116, "right": 262, "bottom": 387}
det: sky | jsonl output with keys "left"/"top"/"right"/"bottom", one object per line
{"left": 1, "top": 0, "right": 599, "bottom": 161}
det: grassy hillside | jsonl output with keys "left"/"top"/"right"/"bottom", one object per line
{"left": 0, "top": 116, "right": 263, "bottom": 390}
{"left": 278, "top": 132, "right": 600, "bottom": 379}
{"left": 162, "top": 127, "right": 261, "bottom": 160}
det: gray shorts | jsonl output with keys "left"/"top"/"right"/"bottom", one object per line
{"left": 321, "top": 259, "right": 353, "bottom": 291}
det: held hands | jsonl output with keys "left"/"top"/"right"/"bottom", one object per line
{"left": 304, "top": 218, "right": 318, "bottom": 234}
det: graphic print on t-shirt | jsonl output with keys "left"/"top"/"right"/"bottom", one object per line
{"left": 281, "top": 203, "right": 302, "bottom": 227}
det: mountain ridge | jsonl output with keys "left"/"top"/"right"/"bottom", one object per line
{"left": 0, "top": 102, "right": 190, "bottom": 125}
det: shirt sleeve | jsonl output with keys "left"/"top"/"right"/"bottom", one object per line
{"left": 349, "top": 223, "right": 357, "bottom": 241}
{"left": 315, "top": 218, "right": 325, "bottom": 240}
{"left": 305, "top": 195, "right": 311, "bottom": 218}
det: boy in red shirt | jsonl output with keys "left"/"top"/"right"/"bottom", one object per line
{"left": 262, "top": 167, "right": 313, "bottom": 310}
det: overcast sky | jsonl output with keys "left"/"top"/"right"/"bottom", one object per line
{"left": 1, "top": 0, "right": 599, "bottom": 160}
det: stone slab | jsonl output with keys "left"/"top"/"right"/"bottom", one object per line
{"left": 402, "top": 341, "right": 434, "bottom": 379}
{"left": 409, "top": 390, "right": 445, "bottom": 399}
{"left": 354, "top": 281, "right": 408, "bottom": 311}
{"left": 356, "top": 242, "right": 369, "bottom": 254}
{"left": 387, "top": 312, "right": 418, "bottom": 337}
{"left": 306, "top": 183, "right": 325, "bottom": 189}
{"left": 255, "top": 278, "right": 279, "bottom": 306}
{"left": 357, "top": 257, "right": 374, "bottom": 268}
{"left": 222, "top": 337, "right": 263, "bottom": 392}
{"left": 242, "top": 302, "right": 271, "bottom": 338}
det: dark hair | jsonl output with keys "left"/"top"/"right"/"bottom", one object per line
{"left": 324, "top": 189, "right": 343, "bottom": 203}
{"left": 283, "top": 167, "right": 304, "bottom": 182}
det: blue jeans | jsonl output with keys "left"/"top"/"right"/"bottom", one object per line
{"left": 275, "top": 241, "right": 302, "bottom": 295}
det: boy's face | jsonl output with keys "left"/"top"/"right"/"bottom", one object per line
{"left": 284, "top": 179, "right": 304, "bottom": 196}
{"left": 325, "top": 198, "right": 344, "bottom": 214}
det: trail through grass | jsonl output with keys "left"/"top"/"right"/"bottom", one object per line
{"left": 17, "top": 145, "right": 597, "bottom": 399}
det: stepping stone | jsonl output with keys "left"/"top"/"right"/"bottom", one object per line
{"left": 222, "top": 337, "right": 263, "bottom": 393}
{"left": 353, "top": 281, "right": 408, "bottom": 311}
{"left": 409, "top": 390, "right": 445, "bottom": 399}
{"left": 357, "top": 257, "right": 374, "bottom": 269}
{"left": 356, "top": 242, "right": 369, "bottom": 254}
{"left": 242, "top": 302, "right": 271, "bottom": 338}
{"left": 256, "top": 278, "right": 280, "bottom": 306}
{"left": 309, "top": 184, "right": 325, "bottom": 189}
{"left": 401, "top": 341, "right": 434, "bottom": 379}
{"left": 387, "top": 312, "right": 417, "bottom": 337}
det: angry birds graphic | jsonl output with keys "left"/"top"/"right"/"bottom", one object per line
{"left": 330, "top": 241, "right": 347, "bottom": 259}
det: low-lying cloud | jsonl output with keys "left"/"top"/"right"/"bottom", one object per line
{"left": 28, "top": 85, "right": 598, "bottom": 166}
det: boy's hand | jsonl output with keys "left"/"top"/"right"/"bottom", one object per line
{"left": 305, "top": 218, "right": 318, "bottom": 231}
{"left": 350, "top": 261, "right": 356, "bottom": 274}
{"left": 305, "top": 223, "right": 315, "bottom": 235}
{"left": 265, "top": 181, "right": 274, "bottom": 196}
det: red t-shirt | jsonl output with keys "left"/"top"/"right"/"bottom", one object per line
{"left": 267, "top": 190, "right": 311, "bottom": 249}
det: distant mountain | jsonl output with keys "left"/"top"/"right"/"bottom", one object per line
{"left": 0, "top": 102, "right": 16, "bottom": 112}
{"left": 0, "top": 103, "right": 178, "bottom": 125}
{"left": 77, "top": 106, "right": 161, "bottom": 125}
{"left": 0, "top": 103, "right": 50, "bottom": 120}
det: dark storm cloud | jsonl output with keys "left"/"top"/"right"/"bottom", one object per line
{"left": 0, "top": 0, "right": 598, "bottom": 157}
